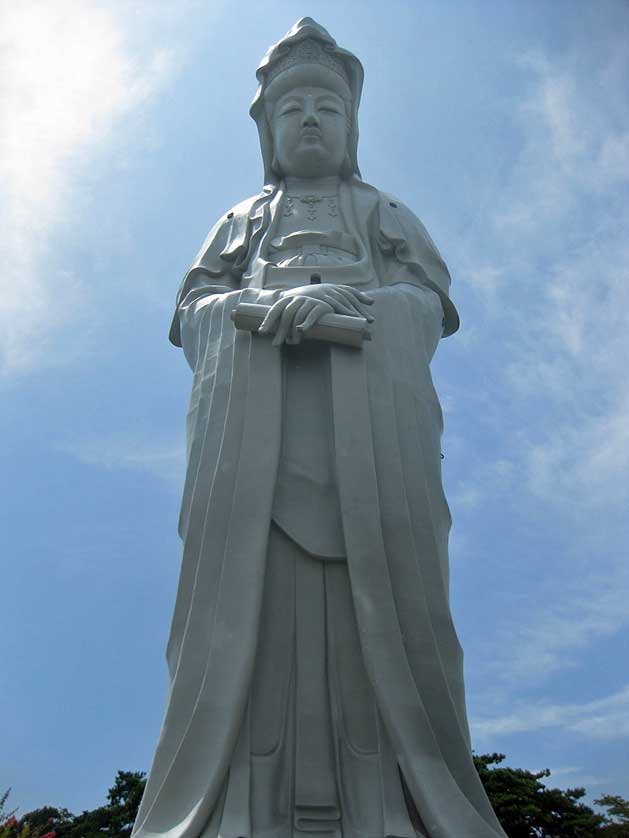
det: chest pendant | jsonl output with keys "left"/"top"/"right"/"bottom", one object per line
{"left": 300, "top": 195, "right": 321, "bottom": 221}
{"left": 285, "top": 194, "right": 340, "bottom": 222}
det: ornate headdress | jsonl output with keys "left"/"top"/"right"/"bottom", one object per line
{"left": 250, "top": 18, "right": 364, "bottom": 184}
{"left": 265, "top": 37, "right": 351, "bottom": 90}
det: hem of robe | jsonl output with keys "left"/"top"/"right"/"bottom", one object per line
{"left": 218, "top": 524, "right": 417, "bottom": 838}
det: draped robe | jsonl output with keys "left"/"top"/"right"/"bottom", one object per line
{"left": 131, "top": 178, "right": 507, "bottom": 838}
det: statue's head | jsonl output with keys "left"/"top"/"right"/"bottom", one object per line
{"left": 264, "top": 55, "right": 351, "bottom": 179}
{"left": 250, "top": 18, "right": 364, "bottom": 184}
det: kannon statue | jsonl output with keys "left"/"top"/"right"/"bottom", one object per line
{"left": 132, "top": 18, "right": 508, "bottom": 838}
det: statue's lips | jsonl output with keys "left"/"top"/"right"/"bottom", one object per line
{"left": 301, "top": 129, "right": 322, "bottom": 140}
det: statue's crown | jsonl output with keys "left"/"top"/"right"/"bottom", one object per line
{"left": 266, "top": 37, "right": 350, "bottom": 87}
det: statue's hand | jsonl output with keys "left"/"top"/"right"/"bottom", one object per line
{"left": 259, "top": 284, "right": 374, "bottom": 346}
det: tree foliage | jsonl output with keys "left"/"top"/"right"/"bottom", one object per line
{"left": 2, "top": 774, "right": 146, "bottom": 838}
{"left": 594, "top": 795, "right": 629, "bottom": 838}
{"left": 474, "top": 753, "right": 610, "bottom": 837}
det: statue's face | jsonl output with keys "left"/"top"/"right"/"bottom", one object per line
{"left": 269, "top": 85, "right": 348, "bottom": 178}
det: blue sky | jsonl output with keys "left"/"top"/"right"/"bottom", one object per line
{"left": 2, "top": 0, "right": 628, "bottom": 818}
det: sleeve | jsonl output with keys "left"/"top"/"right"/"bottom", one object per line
{"left": 169, "top": 204, "right": 256, "bottom": 348}
{"left": 376, "top": 194, "right": 460, "bottom": 337}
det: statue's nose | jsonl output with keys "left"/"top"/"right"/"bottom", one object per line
{"left": 302, "top": 100, "right": 319, "bottom": 127}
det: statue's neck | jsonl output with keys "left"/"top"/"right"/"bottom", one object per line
{"left": 284, "top": 175, "right": 340, "bottom": 196}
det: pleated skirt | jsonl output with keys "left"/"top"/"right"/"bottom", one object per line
{"left": 217, "top": 523, "right": 422, "bottom": 838}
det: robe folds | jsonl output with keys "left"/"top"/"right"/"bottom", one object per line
{"left": 132, "top": 181, "right": 507, "bottom": 838}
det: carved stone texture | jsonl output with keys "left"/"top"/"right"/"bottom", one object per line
{"left": 132, "top": 17, "right": 507, "bottom": 838}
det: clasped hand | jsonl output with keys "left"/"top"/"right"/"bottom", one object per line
{"left": 258, "top": 284, "right": 375, "bottom": 346}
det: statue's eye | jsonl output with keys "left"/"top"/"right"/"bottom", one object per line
{"left": 320, "top": 106, "right": 341, "bottom": 114}
{"left": 280, "top": 106, "right": 301, "bottom": 116}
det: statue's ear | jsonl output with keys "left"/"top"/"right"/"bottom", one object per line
{"left": 340, "top": 149, "right": 353, "bottom": 179}
{"left": 271, "top": 151, "right": 283, "bottom": 178}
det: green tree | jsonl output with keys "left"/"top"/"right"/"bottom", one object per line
{"left": 1, "top": 789, "right": 31, "bottom": 838}
{"left": 14, "top": 807, "right": 71, "bottom": 835}
{"left": 474, "top": 752, "right": 607, "bottom": 837}
{"left": 102, "top": 771, "right": 146, "bottom": 838}
{"left": 1, "top": 790, "right": 17, "bottom": 826}
{"left": 595, "top": 795, "right": 629, "bottom": 837}
{"left": 19, "top": 772, "right": 146, "bottom": 838}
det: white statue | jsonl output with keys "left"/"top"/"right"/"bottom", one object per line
{"left": 132, "top": 18, "right": 507, "bottom": 838}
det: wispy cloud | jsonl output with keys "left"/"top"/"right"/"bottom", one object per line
{"left": 472, "top": 685, "right": 629, "bottom": 744}
{"left": 490, "top": 48, "right": 629, "bottom": 242}
{"left": 56, "top": 433, "right": 185, "bottom": 486}
{"left": 500, "top": 44, "right": 629, "bottom": 436}
{"left": 500, "top": 46, "right": 629, "bottom": 685}
{"left": 449, "top": 457, "right": 515, "bottom": 513}
{"left": 449, "top": 28, "right": 629, "bottom": 694}
{"left": 493, "top": 559, "right": 629, "bottom": 683}
{"left": 542, "top": 767, "right": 609, "bottom": 790}
{"left": 424, "top": 36, "right": 629, "bottom": 764}
{"left": 0, "top": 1, "right": 178, "bottom": 376}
